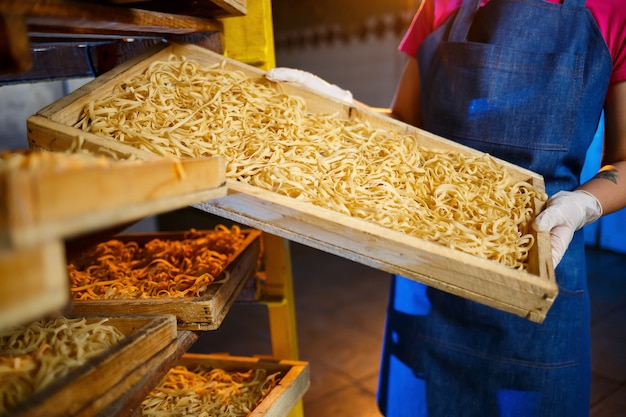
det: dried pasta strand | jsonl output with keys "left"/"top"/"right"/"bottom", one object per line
{"left": 69, "top": 226, "right": 246, "bottom": 300}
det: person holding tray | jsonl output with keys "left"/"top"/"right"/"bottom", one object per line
{"left": 374, "top": 0, "right": 626, "bottom": 416}
{"left": 268, "top": 0, "right": 626, "bottom": 415}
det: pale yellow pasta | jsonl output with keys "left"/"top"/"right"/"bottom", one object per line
{"left": 0, "top": 317, "right": 125, "bottom": 413}
{"left": 74, "top": 55, "right": 547, "bottom": 270}
{"left": 140, "top": 365, "right": 281, "bottom": 417}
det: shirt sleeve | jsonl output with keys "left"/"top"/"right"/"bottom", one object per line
{"left": 398, "top": 0, "right": 463, "bottom": 58}
{"left": 398, "top": 1, "right": 434, "bottom": 58}
{"left": 589, "top": 0, "right": 626, "bottom": 84}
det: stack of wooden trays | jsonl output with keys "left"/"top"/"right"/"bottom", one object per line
{"left": 0, "top": 150, "right": 226, "bottom": 330}
{"left": 1, "top": 151, "right": 311, "bottom": 416}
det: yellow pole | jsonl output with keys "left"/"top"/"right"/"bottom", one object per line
{"left": 222, "top": 3, "right": 304, "bottom": 416}
{"left": 220, "top": 0, "right": 276, "bottom": 70}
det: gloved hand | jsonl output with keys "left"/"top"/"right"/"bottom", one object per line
{"left": 266, "top": 67, "right": 353, "bottom": 103}
{"left": 533, "top": 190, "right": 602, "bottom": 267}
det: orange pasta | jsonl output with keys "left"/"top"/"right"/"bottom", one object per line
{"left": 69, "top": 226, "right": 246, "bottom": 300}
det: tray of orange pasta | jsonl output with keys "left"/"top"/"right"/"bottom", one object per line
{"left": 27, "top": 42, "right": 556, "bottom": 323}
{"left": 68, "top": 226, "right": 262, "bottom": 330}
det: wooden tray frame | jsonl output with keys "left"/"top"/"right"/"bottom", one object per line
{"left": 0, "top": 153, "right": 226, "bottom": 251}
{"left": 2, "top": 314, "right": 178, "bottom": 417}
{"left": 27, "top": 42, "right": 556, "bottom": 322}
{"left": 132, "top": 353, "right": 310, "bottom": 417}
{"left": 69, "top": 229, "right": 262, "bottom": 330}
{"left": 0, "top": 239, "right": 69, "bottom": 330}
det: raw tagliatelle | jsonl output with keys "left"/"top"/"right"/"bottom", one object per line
{"left": 74, "top": 55, "right": 547, "bottom": 270}
{"left": 140, "top": 364, "right": 281, "bottom": 417}
{"left": 69, "top": 226, "right": 246, "bottom": 300}
{"left": 0, "top": 317, "right": 125, "bottom": 413}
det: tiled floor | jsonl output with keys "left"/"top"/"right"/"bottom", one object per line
{"left": 191, "top": 240, "right": 626, "bottom": 417}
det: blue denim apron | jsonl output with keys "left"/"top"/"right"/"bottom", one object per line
{"left": 377, "top": 0, "right": 612, "bottom": 416}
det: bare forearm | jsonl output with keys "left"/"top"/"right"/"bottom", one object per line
{"left": 579, "top": 81, "right": 626, "bottom": 215}
{"left": 579, "top": 161, "right": 626, "bottom": 215}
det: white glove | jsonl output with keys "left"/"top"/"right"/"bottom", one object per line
{"left": 266, "top": 67, "right": 353, "bottom": 103}
{"left": 533, "top": 190, "right": 602, "bottom": 267}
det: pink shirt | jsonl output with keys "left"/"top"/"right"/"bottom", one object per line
{"left": 400, "top": 0, "right": 626, "bottom": 84}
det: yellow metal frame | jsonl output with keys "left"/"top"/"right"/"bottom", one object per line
{"left": 221, "top": 2, "right": 304, "bottom": 416}
{"left": 259, "top": 234, "right": 303, "bottom": 417}
{"left": 220, "top": 0, "right": 276, "bottom": 71}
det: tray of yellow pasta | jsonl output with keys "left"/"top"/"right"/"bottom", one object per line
{"left": 0, "top": 314, "right": 177, "bottom": 417}
{"left": 136, "top": 353, "right": 309, "bottom": 417}
{"left": 27, "top": 42, "right": 556, "bottom": 322}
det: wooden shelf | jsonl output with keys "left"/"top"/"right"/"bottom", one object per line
{"left": 0, "top": 0, "right": 245, "bottom": 81}
{"left": 1, "top": 153, "right": 227, "bottom": 250}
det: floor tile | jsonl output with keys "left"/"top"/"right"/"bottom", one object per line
{"left": 303, "top": 384, "right": 383, "bottom": 417}
{"left": 590, "top": 384, "right": 626, "bottom": 417}
{"left": 303, "top": 361, "right": 355, "bottom": 403}
{"left": 588, "top": 279, "right": 626, "bottom": 324}
{"left": 191, "top": 238, "right": 626, "bottom": 417}
{"left": 590, "top": 306, "right": 626, "bottom": 381}
{"left": 591, "top": 373, "right": 622, "bottom": 406}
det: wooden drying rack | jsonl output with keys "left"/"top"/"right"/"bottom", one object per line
{"left": 0, "top": 1, "right": 304, "bottom": 416}
{"left": 0, "top": 0, "right": 245, "bottom": 82}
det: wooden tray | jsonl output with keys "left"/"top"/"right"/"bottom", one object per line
{"left": 133, "top": 353, "right": 310, "bottom": 417}
{"left": 95, "top": 0, "right": 247, "bottom": 17}
{"left": 69, "top": 229, "right": 262, "bottom": 330}
{"left": 0, "top": 151, "right": 226, "bottom": 250}
{"left": 0, "top": 239, "right": 69, "bottom": 330}
{"left": 26, "top": 42, "right": 556, "bottom": 322}
{"left": 2, "top": 314, "right": 178, "bottom": 417}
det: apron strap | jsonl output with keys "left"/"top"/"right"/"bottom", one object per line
{"left": 562, "top": 0, "right": 587, "bottom": 7}
{"left": 448, "top": 0, "right": 482, "bottom": 42}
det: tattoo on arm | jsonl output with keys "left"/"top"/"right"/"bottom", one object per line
{"left": 594, "top": 166, "right": 619, "bottom": 185}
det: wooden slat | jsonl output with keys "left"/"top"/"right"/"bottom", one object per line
{"left": 0, "top": 0, "right": 223, "bottom": 34}
{"left": 1, "top": 149, "right": 226, "bottom": 249}
{"left": 92, "top": 0, "right": 247, "bottom": 18}
{"left": 0, "top": 12, "right": 32, "bottom": 73}
{"left": 0, "top": 38, "right": 159, "bottom": 81}
{"left": 106, "top": 331, "right": 199, "bottom": 417}
{"left": 194, "top": 180, "right": 556, "bottom": 323}
{"left": 0, "top": 1, "right": 221, "bottom": 78}
{"left": 0, "top": 44, "right": 92, "bottom": 82}
{"left": 0, "top": 240, "right": 69, "bottom": 330}
{"left": 1, "top": 34, "right": 217, "bottom": 83}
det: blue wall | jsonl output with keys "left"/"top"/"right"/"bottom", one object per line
{"left": 581, "top": 113, "right": 626, "bottom": 253}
